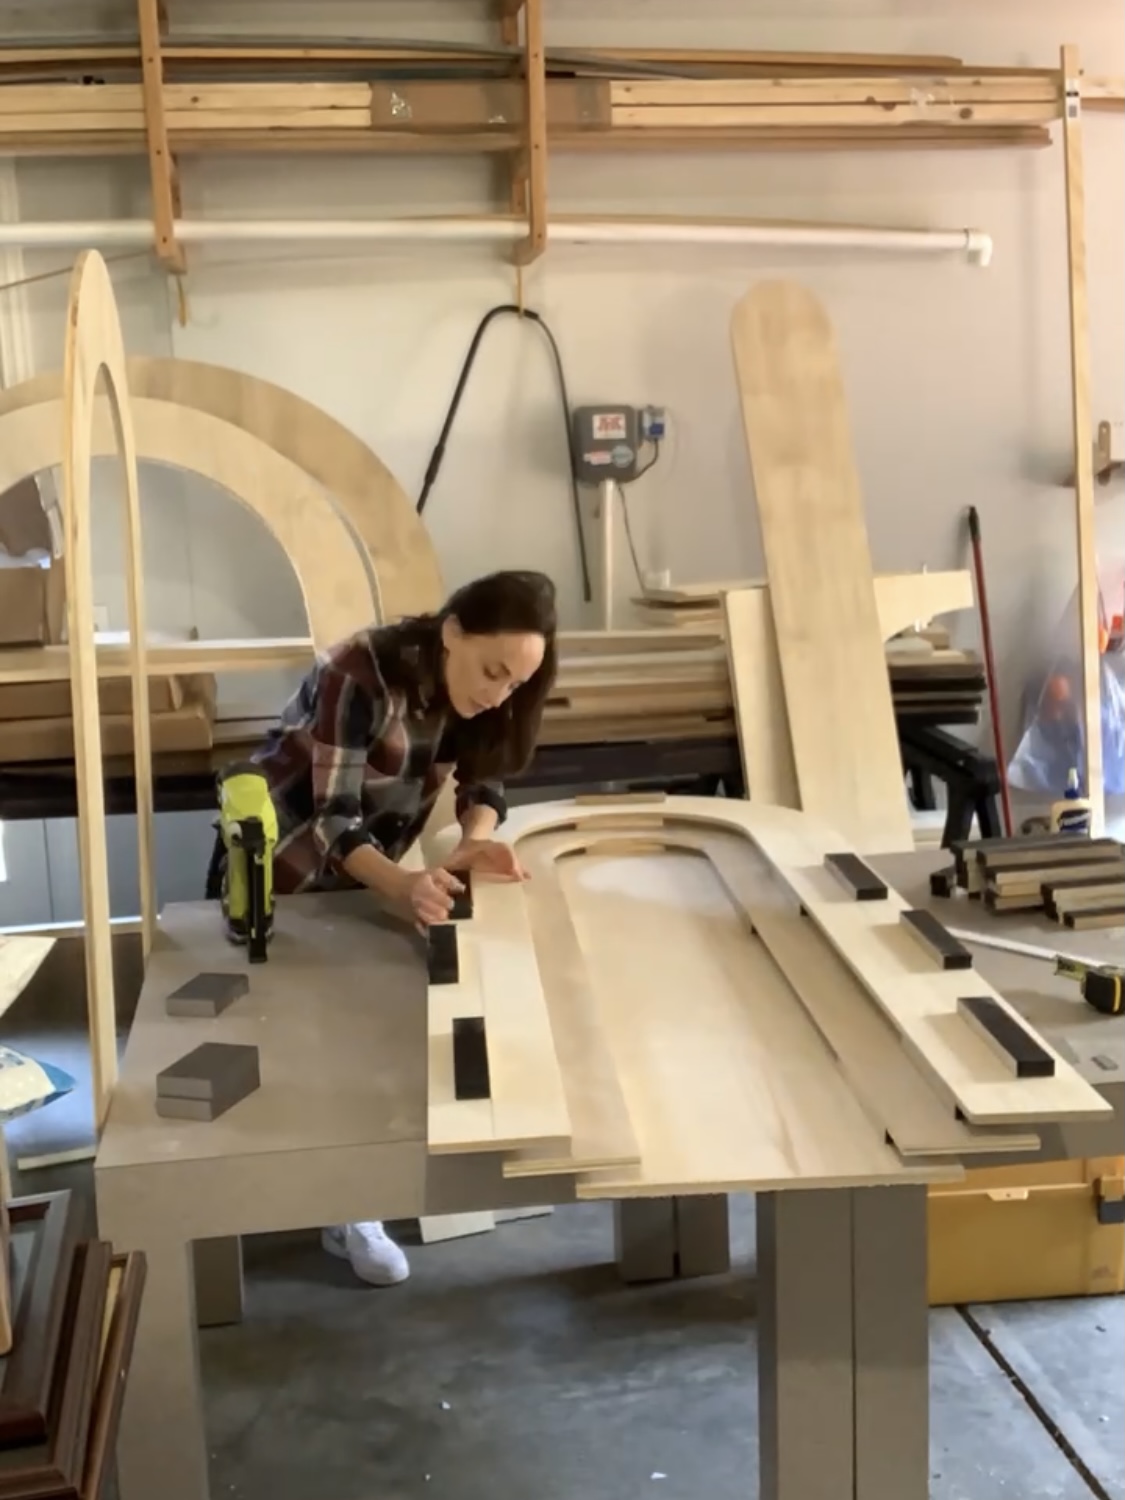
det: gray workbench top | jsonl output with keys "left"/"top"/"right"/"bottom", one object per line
{"left": 96, "top": 891, "right": 427, "bottom": 1172}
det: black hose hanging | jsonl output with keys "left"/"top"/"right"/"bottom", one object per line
{"left": 416, "top": 304, "right": 592, "bottom": 604}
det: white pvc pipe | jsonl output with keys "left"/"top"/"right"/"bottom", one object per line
{"left": 0, "top": 215, "right": 994, "bottom": 264}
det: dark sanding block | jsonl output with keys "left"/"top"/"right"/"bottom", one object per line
{"left": 448, "top": 871, "right": 474, "bottom": 922}
{"left": 452, "top": 1015, "right": 491, "bottom": 1101}
{"left": 157, "top": 1042, "right": 260, "bottom": 1103}
{"left": 900, "top": 909, "right": 974, "bottom": 971}
{"left": 428, "top": 923, "right": 460, "bottom": 985}
{"left": 824, "top": 852, "right": 888, "bottom": 901}
{"left": 958, "top": 995, "right": 1056, "bottom": 1080}
{"left": 165, "top": 971, "right": 249, "bottom": 1019}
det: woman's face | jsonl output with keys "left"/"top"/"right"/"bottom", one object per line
{"left": 441, "top": 619, "right": 546, "bottom": 718}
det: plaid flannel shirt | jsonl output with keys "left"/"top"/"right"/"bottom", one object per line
{"left": 251, "top": 619, "right": 507, "bottom": 895}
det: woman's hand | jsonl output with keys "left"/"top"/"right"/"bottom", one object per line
{"left": 447, "top": 838, "right": 529, "bottom": 882}
{"left": 396, "top": 866, "right": 465, "bottom": 929}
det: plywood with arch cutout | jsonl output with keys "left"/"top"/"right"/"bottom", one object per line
{"left": 0, "top": 399, "right": 377, "bottom": 649}
{"left": 0, "top": 355, "right": 444, "bottom": 623}
{"left": 429, "top": 795, "right": 1111, "bottom": 1197}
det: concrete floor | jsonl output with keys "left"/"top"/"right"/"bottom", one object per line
{"left": 4, "top": 1022, "right": 1123, "bottom": 1500}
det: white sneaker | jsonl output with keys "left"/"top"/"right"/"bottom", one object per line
{"left": 322, "top": 1222, "right": 410, "bottom": 1287}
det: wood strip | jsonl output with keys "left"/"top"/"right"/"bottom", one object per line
{"left": 611, "top": 77, "right": 1061, "bottom": 107}
{"left": 612, "top": 101, "right": 1059, "bottom": 129}
{"left": 503, "top": 831, "right": 640, "bottom": 1178}
{"left": 721, "top": 586, "right": 798, "bottom": 806}
{"left": 471, "top": 876, "right": 571, "bottom": 1152}
{"left": 1061, "top": 45, "right": 1104, "bottom": 833}
{"left": 61, "top": 252, "right": 155, "bottom": 1129}
{"left": 513, "top": 0, "right": 547, "bottom": 265}
{"left": 690, "top": 831, "right": 1038, "bottom": 1159}
{"left": 731, "top": 280, "right": 913, "bottom": 853}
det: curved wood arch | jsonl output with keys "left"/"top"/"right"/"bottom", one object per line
{"left": 60, "top": 251, "right": 155, "bottom": 1128}
{"left": 0, "top": 356, "right": 443, "bottom": 622}
{"left": 0, "top": 398, "right": 376, "bottom": 648}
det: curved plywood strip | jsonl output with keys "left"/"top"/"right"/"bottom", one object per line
{"left": 61, "top": 251, "right": 155, "bottom": 1128}
{"left": 512, "top": 826, "right": 945, "bottom": 1198}
{"left": 0, "top": 399, "right": 375, "bottom": 648}
{"left": 0, "top": 358, "right": 443, "bottom": 623}
{"left": 500, "top": 830, "right": 640, "bottom": 1180}
{"left": 494, "top": 797, "right": 1109, "bottom": 1131}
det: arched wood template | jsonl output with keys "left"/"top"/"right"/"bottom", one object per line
{"left": 429, "top": 794, "right": 1110, "bottom": 1197}
{"left": 7, "top": 253, "right": 446, "bottom": 1126}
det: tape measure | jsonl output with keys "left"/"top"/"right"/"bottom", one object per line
{"left": 1055, "top": 956, "right": 1124, "bottom": 1016}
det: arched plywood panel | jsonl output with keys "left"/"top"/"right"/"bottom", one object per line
{"left": 0, "top": 357, "right": 444, "bottom": 621}
{"left": 60, "top": 251, "right": 155, "bottom": 1128}
{"left": 0, "top": 398, "right": 376, "bottom": 649}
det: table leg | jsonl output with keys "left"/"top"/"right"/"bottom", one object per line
{"left": 757, "top": 1190, "right": 855, "bottom": 1500}
{"left": 853, "top": 1186, "right": 929, "bottom": 1500}
{"left": 193, "top": 1235, "right": 245, "bottom": 1328}
{"left": 115, "top": 1234, "right": 210, "bottom": 1500}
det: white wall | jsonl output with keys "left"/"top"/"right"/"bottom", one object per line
{"left": 2, "top": 0, "right": 1124, "bottom": 920}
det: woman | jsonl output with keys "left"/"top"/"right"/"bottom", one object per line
{"left": 237, "top": 569, "right": 558, "bottom": 1287}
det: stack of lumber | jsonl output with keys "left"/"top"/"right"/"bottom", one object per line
{"left": 885, "top": 644, "right": 986, "bottom": 726}
{"left": 948, "top": 834, "right": 1125, "bottom": 929}
{"left": 0, "top": 1189, "right": 145, "bottom": 1499}
{"left": 0, "top": 645, "right": 217, "bottom": 765}
{"left": 0, "top": 35, "right": 1109, "bottom": 156}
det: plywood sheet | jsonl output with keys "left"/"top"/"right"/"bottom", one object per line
{"left": 501, "top": 798, "right": 1111, "bottom": 1133}
{"left": 731, "top": 280, "right": 913, "bottom": 854}
{"left": 534, "top": 842, "right": 956, "bottom": 1198}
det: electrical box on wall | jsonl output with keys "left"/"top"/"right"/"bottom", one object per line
{"left": 571, "top": 405, "right": 641, "bottom": 485}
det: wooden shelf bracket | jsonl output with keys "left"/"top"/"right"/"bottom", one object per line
{"left": 136, "top": 0, "right": 184, "bottom": 272}
{"left": 512, "top": 0, "right": 547, "bottom": 267}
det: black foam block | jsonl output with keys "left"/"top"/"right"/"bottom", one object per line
{"left": 825, "top": 852, "right": 888, "bottom": 901}
{"left": 901, "top": 909, "right": 974, "bottom": 971}
{"left": 958, "top": 995, "right": 1055, "bottom": 1079}
{"left": 428, "top": 923, "right": 460, "bottom": 985}
{"left": 452, "top": 1015, "right": 491, "bottom": 1100}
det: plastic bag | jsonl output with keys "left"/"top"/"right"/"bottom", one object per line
{"left": 1008, "top": 588, "right": 1125, "bottom": 797}
{"left": 0, "top": 1045, "right": 76, "bottom": 1124}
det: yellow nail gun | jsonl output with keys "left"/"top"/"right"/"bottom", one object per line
{"left": 215, "top": 762, "right": 278, "bottom": 963}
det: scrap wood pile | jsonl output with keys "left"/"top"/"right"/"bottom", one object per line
{"left": 1, "top": 31, "right": 1116, "bottom": 156}
{"left": 0, "top": 1186, "right": 145, "bottom": 1499}
{"left": 631, "top": 588, "right": 987, "bottom": 729}
{"left": 939, "top": 833, "right": 1125, "bottom": 931}
{"left": 0, "top": 645, "right": 218, "bottom": 766}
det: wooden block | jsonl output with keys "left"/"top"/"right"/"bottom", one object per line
{"left": 448, "top": 871, "right": 473, "bottom": 922}
{"left": 675, "top": 1194, "right": 732, "bottom": 1278}
{"left": 1064, "top": 906, "right": 1125, "bottom": 931}
{"left": 825, "top": 852, "right": 888, "bottom": 902}
{"left": 900, "top": 909, "right": 973, "bottom": 971}
{"left": 614, "top": 1199, "right": 677, "bottom": 1283}
{"left": 930, "top": 867, "right": 956, "bottom": 899}
{"left": 165, "top": 970, "right": 248, "bottom": 1019}
{"left": 156, "top": 1041, "right": 260, "bottom": 1103}
{"left": 427, "top": 923, "right": 459, "bottom": 985}
{"left": 452, "top": 1015, "right": 491, "bottom": 1101}
{"left": 958, "top": 996, "right": 1056, "bottom": 1080}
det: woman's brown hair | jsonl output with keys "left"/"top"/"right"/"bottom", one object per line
{"left": 439, "top": 570, "right": 558, "bottom": 783}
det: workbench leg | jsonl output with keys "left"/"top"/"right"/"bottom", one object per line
{"left": 757, "top": 1191, "right": 855, "bottom": 1500}
{"left": 614, "top": 1199, "right": 676, "bottom": 1282}
{"left": 193, "top": 1235, "right": 245, "bottom": 1328}
{"left": 853, "top": 1186, "right": 929, "bottom": 1500}
{"left": 674, "top": 1194, "right": 731, "bottom": 1278}
{"left": 112, "top": 1233, "right": 209, "bottom": 1500}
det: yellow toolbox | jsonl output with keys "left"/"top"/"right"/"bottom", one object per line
{"left": 928, "top": 1156, "right": 1125, "bottom": 1305}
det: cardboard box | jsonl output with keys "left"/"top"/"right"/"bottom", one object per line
{"left": 0, "top": 563, "right": 51, "bottom": 647}
{"left": 928, "top": 1156, "right": 1125, "bottom": 1304}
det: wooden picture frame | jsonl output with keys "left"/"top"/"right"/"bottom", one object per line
{"left": 81, "top": 1251, "right": 147, "bottom": 1500}
{"left": 0, "top": 1191, "right": 81, "bottom": 1445}
{"left": 0, "top": 1239, "right": 112, "bottom": 1498}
